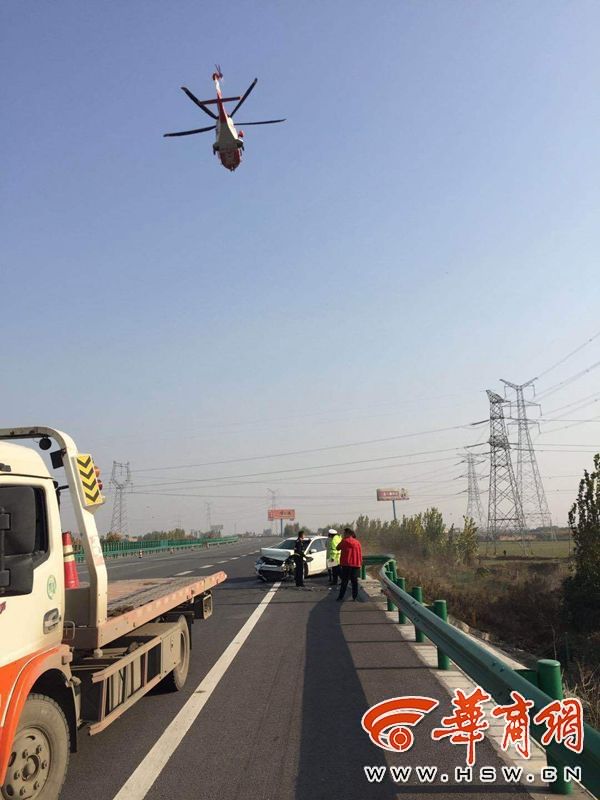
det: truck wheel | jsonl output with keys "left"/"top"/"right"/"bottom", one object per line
{"left": 1, "top": 693, "right": 69, "bottom": 800}
{"left": 161, "top": 616, "right": 190, "bottom": 692}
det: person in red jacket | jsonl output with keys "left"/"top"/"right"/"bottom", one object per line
{"left": 336, "top": 528, "right": 363, "bottom": 602}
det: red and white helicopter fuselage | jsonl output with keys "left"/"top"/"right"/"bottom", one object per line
{"left": 164, "top": 67, "right": 284, "bottom": 172}
{"left": 211, "top": 73, "right": 244, "bottom": 172}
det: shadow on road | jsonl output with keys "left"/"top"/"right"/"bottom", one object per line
{"left": 296, "top": 594, "right": 398, "bottom": 800}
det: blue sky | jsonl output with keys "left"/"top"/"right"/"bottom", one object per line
{"left": 3, "top": 1, "right": 600, "bottom": 534}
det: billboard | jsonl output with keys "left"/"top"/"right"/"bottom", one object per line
{"left": 376, "top": 488, "right": 409, "bottom": 501}
{"left": 268, "top": 508, "right": 296, "bottom": 521}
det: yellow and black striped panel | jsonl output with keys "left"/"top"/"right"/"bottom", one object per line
{"left": 76, "top": 454, "right": 104, "bottom": 507}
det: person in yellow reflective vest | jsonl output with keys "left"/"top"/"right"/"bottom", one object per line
{"left": 326, "top": 528, "right": 342, "bottom": 586}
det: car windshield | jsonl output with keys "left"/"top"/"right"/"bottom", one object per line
{"left": 275, "top": 538, "right": 311, "bottom": 550}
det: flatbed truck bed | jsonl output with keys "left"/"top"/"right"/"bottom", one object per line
{"left": 67, "top": 572, "right": 227, "bottom": 649}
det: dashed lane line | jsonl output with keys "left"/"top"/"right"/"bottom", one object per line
{"left": 174, "top": 570, "right": 193, "bottom": 576}
{"left": 111, "top": 582, "right": 281, "bottom": 800}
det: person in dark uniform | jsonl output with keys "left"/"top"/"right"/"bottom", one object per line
{"left": 293, "top": 530, "right": 308, "bottom": 587}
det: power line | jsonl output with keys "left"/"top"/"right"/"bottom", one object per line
{"left": 93, "top": 391, "right": 478, "bottom": 446}
{"left": 128, "top": 457, "right": 461, "bottom": 491}
{"left": 536, "top": 359, "right": 600, "bottom": 401}
{"left": 129, "top": 422, "right": 479, "bottom": 474}
{"left": 127, "top": 444, "right": 599, "bottom": 491}
{"left": 129, "top": 479, "right": 463, "bottom": 502}
{"left": 537, "top": 418, "right": 600, "bottom": 423}
{"left": 535, "top": 328, "right": 600, "bottom": 381}
{"left": 543, "top": 391, "right": 600, "bottom": 417}
{"left": 129, "top": 490, "right": 462, "bottom": 503}
{"left": 537, "top": 414, "right": 600, "bottom": 438}
{"left": 116, "top": 468, "right": 591, "bottom": 505}
{"left": 129, "top": 446, "right": 467, "bottom": 489}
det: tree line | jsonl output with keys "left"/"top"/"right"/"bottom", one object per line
{"left": 322, "top": 509, "right": 480, "bottom": 567}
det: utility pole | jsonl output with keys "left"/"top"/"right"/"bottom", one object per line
{"left": 501, "top": 379, "right": 553, "bottom": 536}
{"left": 109, "top": 461, "right": 132, "bottom": 538}
{"left": 486, "top": 391, "right": 526, "bottom": 554}
{"left": 464, "top": 451, "right": 486, "bottom": 529}
{"left": 267, "top": 488, "right": 277, "bottom": 536}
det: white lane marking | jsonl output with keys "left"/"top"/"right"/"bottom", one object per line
{"left": 230, "top": 557, "right": 239, "bottom": 560}
{"left": 216, "top": 559, "right": 227, "bottom": 564}
{"left": 112, "top": 582, "right": 281, "bottom": 800}
{"left": 174, "top": 570, "right": 193, "bottom": 576}
{"left": 200, "top": 564, "right": 214, "bottom": 569}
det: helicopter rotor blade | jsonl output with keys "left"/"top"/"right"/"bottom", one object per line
{"left": 180, "top": 87, "right": 218, "bottom": 119}
{"left": 163, "top": 125, "right": 216, "bottom": 137}
{"left": 235, "top": 119, "right": 286, "bottom": 126}
{"left": 231, "top": 78, "right": 258, "bottom": 117}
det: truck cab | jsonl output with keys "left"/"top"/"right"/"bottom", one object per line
{"left": 0, "top": 427, "right": 225, "bottom": 800}
{"left": 0, "top": 443, "right": 66, "bottom": 664}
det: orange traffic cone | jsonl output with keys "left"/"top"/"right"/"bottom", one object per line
{"left": 62, "top": 531, "right": 80, "bottom": 589}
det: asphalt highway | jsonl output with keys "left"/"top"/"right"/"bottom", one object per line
{"left": 62, "top": 537, "right": 529, "bottom": 800}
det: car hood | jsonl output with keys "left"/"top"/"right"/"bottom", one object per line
{"left": 260, "top": 547, "right": 293, "bottom": 562}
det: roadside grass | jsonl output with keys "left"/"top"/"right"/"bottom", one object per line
{"left": 478, "top": 539, "right": 571, "bottom": 559}
{"left": 366, "top": 545, "right": 600, "bottom": 727}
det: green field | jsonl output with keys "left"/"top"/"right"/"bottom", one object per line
{"left": 478, "top": 539, "right": 571, "bottom": 559}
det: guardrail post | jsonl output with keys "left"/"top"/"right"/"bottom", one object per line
{"left": 537, "top": 659, "right": 572, "bottom": 795}
{"left": 411, "top": 586, "right": 425, "bottom": 642}
{"left": 385, "top": 565, "right": 394, "bottom": 611}
{"left": 395, "top": 578, "right": 407, "bottom": 623}
{"left": 433, "top": 600, "right": 450, "bottom": 670}
{"left": 360, "top": 564, "right": 366, "bottom": 579}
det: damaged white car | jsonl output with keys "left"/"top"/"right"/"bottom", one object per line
{"left": 254, "top": 536, "right": 328, "bottom": 582}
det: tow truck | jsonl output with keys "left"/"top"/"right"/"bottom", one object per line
{"left": 0, "top": 427, "right": 226, "bottom": 800}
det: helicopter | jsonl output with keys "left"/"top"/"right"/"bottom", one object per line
{"left": 164, "top": 66, "right": 285, "bottom": 171}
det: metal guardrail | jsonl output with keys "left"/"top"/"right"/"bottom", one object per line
{"left": 377, "top": 559, "right": 600, "bottom": 797}
{"left": 360, "top": 553, "right": 396, "bottom": 579}
{"left": 74, "top": 536, "right": 238, "bottom": 563}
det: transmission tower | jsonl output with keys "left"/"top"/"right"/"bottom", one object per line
{"left": 464, "top": 452, "right": 486, "bottom": 529}
{"left": 109, "top": 461, "right": 132, "bottom": 537}
{"left": 501, "top": 379, "right": 553, "bottom": 534}
{"left": 486, "top": 391, "right": 526, "bottom": 553}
